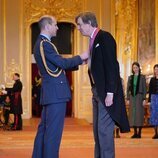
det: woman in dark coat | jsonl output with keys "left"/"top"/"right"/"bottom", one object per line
{"left": 148, "top": 64, "right": 158, "bottom": 139}
{"left": 126, "top": 62, "right": 147, "bottom": 138}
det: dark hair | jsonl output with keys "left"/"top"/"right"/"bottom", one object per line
{"left": 153, "top": 64, "right": 158, "bottom": 76}
{"left": 5, "top": 95, "right": 10, "bottom": 100}
{"left": 14, "top": 73, "right": 20, "bottom": 78}
{"left": 75, "top": 12, "right": 98, "bottom": 27}
{"left": 38, "top": 16, "right": 53, "bottom": 30}
{"left": 153, "top": 64, "right": 158, "bottom": 70}
{"left": 132, "top": 62, "right": 141, "bottom": 74}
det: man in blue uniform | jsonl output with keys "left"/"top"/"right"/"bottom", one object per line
{"left": 32, "top": 15, "right": 88, "bottom": 158}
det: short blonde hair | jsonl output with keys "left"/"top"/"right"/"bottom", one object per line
{"left": 38, "top": 15, "right": 54, "bottom": 30}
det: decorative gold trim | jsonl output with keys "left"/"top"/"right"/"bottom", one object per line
{"left": 24, "top": 0, "right": 83, "bottom": 26}
{"left": 5, "top": 59, "right": 22, "bottom": 88}
{"left": 19, "top": 0, "right": 24, "bottom": 77}
{"left": 111, "top": 0, "right": 115, "bottom": 37}
{"left": 3, "top": 0, "right": 6, "bottom": 83}
{"left": 62, "top": 54, "right": 73, "bottom": 58}
{"left": 40, "top": 39, "right": 62, "bottom": 77}
{"left": 115, "top": 0, "right": 137, "bottom": 88}
{"left": 137, "top": 0, "right": 155, "bottom": 75}
{"left": 156, "top": 0, "right": 158, "bottom": 63}
{"left": 99, "top": 0, "right": 102, "bottom": 27}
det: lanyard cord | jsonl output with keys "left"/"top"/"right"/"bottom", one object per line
{"left": 40, "top": 39, "right": 62, "bottom": 77}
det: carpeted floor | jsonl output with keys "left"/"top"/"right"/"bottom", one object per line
{"left": 0, "top": 118, "right": 158, "bottom": 158}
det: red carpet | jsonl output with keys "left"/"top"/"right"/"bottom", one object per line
{"left": 0, "top": 118, "right": 158, "bottom": 158}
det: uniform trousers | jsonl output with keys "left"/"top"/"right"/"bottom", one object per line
{"left": 32, "top": 102, "right": 66, "bottom": 158}
{"left": 92, "top": 87, "right": 115, "bottom": 158}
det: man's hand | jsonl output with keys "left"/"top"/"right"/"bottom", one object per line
{"left": 2, "top": 90, "right": 7, "bottom": 94}
{"left": 80, "top": 52, "right": 89, "bottom": 61}
{"left": 143, "top": 100, "right": 146, "bottom": 107}
{"left": 105, "top": 93, "right": 113, "bottom": 107}
{"left": 126, "top": 100, "right": 129, "bottom": 105}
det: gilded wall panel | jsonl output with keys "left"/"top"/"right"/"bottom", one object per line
{"left": 156, "top": 0, "right": 158, "bottom": 63}
{"left": 138, "top": 0, "right": 155, "bottom": 75}
{"left": 24, "top": 0, "right": 83, "bottom": 25}
{"left": 0, "top": 0, "right": 4, "bottom": 83}
{"left": 115, "top": 0, "right": 137, "bottom": 86}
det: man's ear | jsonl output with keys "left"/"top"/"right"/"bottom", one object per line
{"left": 88, "top": 20, "right": 91, "bottom": 25}
{"left": 45, "top": 24, "right": 50, "bottom": 31}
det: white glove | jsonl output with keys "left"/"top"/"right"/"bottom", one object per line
{"left": 2, "top": 90, "right": 7, "bottom": 94}
{"left": 0, "top": 84, "right": 5, "bottom": 89}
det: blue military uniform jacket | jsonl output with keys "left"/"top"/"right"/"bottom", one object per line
{"left": 34, "top": 35, "right": 82, "bottom": 105}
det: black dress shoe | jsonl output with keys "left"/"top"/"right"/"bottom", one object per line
{"left": 131, "top": 134, "right": 138, "bottom": 138}
{"left": 9, "top": 127, "right": 16, "bottom": 131}
{"left": 16, "top": 127, "right": 22, "bottom": 130}
{"left": 116, "top": 134, "right": 121, "bottom": 138}
{"left": 152, "top": 134, "right": 158, "bottom": 139}
{"left": 137, "top": 134, "right": 141, "bottom": 138}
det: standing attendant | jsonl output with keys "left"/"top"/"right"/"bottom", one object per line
{"left": 126, "top": 62, "right": 146, "bottom": 138}
{"left": 148, "top": 64, "right": 158, "bottom": 139}
{"left": 10, "top": 73, "right": 23, "bottom": 130}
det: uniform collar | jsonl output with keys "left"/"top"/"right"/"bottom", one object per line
{"left": 40, "top": 34, "right": 51, "bottom": 41}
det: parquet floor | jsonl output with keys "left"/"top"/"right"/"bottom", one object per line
{"left": 0, "top": 117, "right": 158, "bottom": 158}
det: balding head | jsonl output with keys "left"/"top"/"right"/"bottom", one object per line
{"left": 38, "top": 15, "right": 55, "bottom": 31}
{"left": 38, "top": 15, "right": 58, "bottom": 38}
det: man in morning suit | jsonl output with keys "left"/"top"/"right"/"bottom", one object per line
{"left": 75, "top": 12, "right": 130, "bottom": 158}
{"left": 32, "top": 15, "right": 88, "bottom": 158}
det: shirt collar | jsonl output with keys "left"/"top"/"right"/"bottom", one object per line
{"left": 90, "top": 28, "right": 97, "bottom": 39}
{"left": 40, "top": 34, "right": 51, "bottom": 41}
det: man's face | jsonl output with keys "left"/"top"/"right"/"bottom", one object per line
{"left": 47, "top": 17, "right": 58, "bottom": 37}
{"left": 13, "top": 74, "right": 18, "bottom": 81}
{"left": 154, "top": 67, "right": 158, "bottom": 76}
{"left": 76, "top": 17, "right": 91, "bottom": 37}
{"left": 13, "top": 75, "right": 16, "bottom": 81}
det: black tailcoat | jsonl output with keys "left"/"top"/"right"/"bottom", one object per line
{"left": 10, "top": 79, "right": 23, "bottom": 114}
{"left": 90, "top": 30, "right": 130, "bottom": 132}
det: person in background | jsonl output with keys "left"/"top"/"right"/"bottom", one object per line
{"left": 0, "top": 85, "right": 6, "bottom": 106}
{"left": 148, "top": 64, "right": 158, "bottom": 139}
{"left": 126, "top": 62, "right": 147, "bottom": 138}
{"left": 32, "top": 74, "right": 42, "bottom": 117}
{"left": 10, "top": 73, "right": 23, "bottom": 130}
{"left": 75, "top": 12, "right": 130, "bottom": 158}
{"left": 0, "top": 91, "right": 5, "bottom": 126}
{"left": 3, "top": 95, "right": 11, "bottom": 126}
